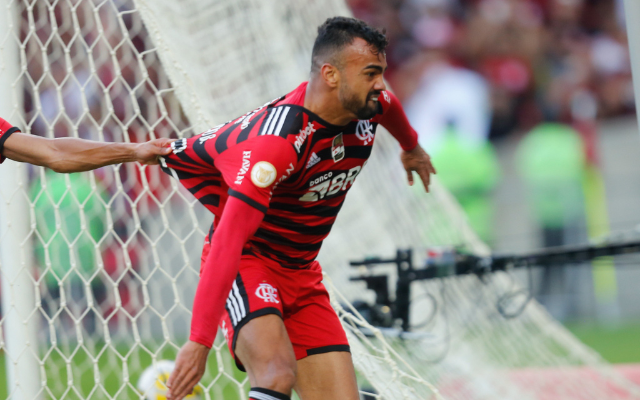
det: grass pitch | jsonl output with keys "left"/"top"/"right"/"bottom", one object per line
{"left": 1, "top": 321, "right": 639, "bottom": 398}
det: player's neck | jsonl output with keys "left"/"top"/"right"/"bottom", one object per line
{"left": 304, "top": 79, "right": 354, "bottom": 127}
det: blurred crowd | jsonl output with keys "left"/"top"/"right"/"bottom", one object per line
{"left": 348, "top": 0, "right": 634, "bottom": 140}
{"left": 347, "top": 0, "right": 632, "bottom": 318}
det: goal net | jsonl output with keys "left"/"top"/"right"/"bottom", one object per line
{"left": 0, "top": 0, "right": 639, "bottom": 399}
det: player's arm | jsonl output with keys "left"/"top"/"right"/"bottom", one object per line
{"left": 376, "top": 91, "right": 437, "bottom": 192}
{"left": 166, "top": 196, "right": 264, "bottom": 400}
{"left": 0, "top": 118, "right": 172, "bottom": 172}
{"left": 166, "top": 135, "right": 298, "bottom": 400}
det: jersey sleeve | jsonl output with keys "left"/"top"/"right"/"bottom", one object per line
{"left": 374, "top": 90, "right": 419, "bottom": 151}
{"left": 214, "top": 135, "right": 298, "bottom": 213}
{"left": 159, "top": 132, "right": 224, "bottom": 212}
{"left": 0, "top": 118, "right": 21, "bottom": 164}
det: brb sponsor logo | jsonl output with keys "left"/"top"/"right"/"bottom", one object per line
{"left": 255, "top": 283, "right": 279, "bottom": 304}
{"left": 299, "top": 166, "right": 362, "bottom": 202}
{"left": 294, "top": 122, "right": 317, "bottom": 152}
{"left": 234, "top": 151, "right": 252, "bottom": 185}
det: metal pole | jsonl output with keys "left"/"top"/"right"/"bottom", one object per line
{"left": 0, "top": 0, "right": 42, "bottom": 398}
{"left": 624, "top": 0, "right": 640, "bottom": 132}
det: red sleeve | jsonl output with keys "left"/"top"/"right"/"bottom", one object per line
{"left": 215, "top": 135, "right": 298, "bottom": 212}
{"left": 374, "top": 90, "right": 418, "bottom": 152}
{"left": 189, "top": 196, "right": 263, "bottom": 347}
{"left": 189, "top": 135, "right": 298, "bottom": 347}
{"left": 0, "top": 118, "right": 21, "bottom": 164}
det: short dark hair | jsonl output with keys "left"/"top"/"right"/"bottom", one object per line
{"left": 311, "top": 17, "right": 388, "bottom": 72}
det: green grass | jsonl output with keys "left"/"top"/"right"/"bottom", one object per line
{"left": 0, "top": 341, "right": 248, "bottom": 399}
{"left": 1, "top": 322, "right": 639, "bottom": 398}
{"left": 564, "top": 321, "right": 640, "bottom": 364}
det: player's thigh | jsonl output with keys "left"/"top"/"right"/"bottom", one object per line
{"left": 294, "top": 351, "right": 360, "bottom": 400}
{"left": 235, "top": 314, "right": 297, "bottom": 388}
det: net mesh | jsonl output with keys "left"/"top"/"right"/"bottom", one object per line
{"left": 0, "top": 0, "right": 639, "bottom": 399}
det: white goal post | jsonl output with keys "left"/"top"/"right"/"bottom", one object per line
{"left": 1, "top": 1, "right": 640, "bottom": 399}
{"left": 0, "top": 0, "right": 40, "bottom": 398}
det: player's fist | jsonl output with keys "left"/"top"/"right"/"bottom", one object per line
{"left": 134, "top": 138, "right": 175, "bottom": 165}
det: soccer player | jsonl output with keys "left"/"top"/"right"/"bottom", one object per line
{"left": 163, "top": 17, "right": 436, "bottom": 400}
{"left": 0, "top": 117, "right": 173, "bottom": 170}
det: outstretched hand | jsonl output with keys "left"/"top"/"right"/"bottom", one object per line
{"left": 134, "top": 138, "right": 175, "bottom": 165}
{"left": 166, "top": 340, "right": 209, "bottom": 400}
{"left": 400, "top": 144, "right": 437, "bottom": 192}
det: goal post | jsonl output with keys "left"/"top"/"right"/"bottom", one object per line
{"left": 0, "top": 0, "right": 41, "bottom": 398}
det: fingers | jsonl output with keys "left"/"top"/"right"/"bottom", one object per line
{"left": 166, "top": 356, "right": 204, "bottom": 400}
{"left": 427, "top": 158, "right": 437, "bottom": 175}
{"left": 418, "top": 167, "right": 431, "bottom": 193}
{"left": 152, "top": 138, "right": 173, "bottom": 155}
{"left": 167, "top": 371, "right": 199, "bottom": 400}
{"left": 406, "top": 170, "right": 414, "bottom": 186}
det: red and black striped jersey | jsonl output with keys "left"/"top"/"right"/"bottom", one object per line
{"left": 160, "top": 82, "right": 417, "bottom": 268}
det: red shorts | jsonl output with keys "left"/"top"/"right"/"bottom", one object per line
{"left": 200, "top": 236, "right": 349, "bottom": 370}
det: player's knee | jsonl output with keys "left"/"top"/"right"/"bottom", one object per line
{"left": 256, "top": 356, "right": 297, "bottom": 393}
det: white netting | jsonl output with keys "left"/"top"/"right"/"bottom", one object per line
{"left": 0, "top": 0, "right": 639, "bottom": 399}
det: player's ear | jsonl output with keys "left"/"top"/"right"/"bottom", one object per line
{"left": 320, "top": 63, "right": 339, "bottom": 88}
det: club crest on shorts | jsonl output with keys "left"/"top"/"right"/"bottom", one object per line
{"left": 255, "top": 283, "right": 280, "bottom": 304}
{"left": 251, "top": 161, "right": 277, "bottom": 188}
{"left": 331, "top": 133, "right": 345, "bottom": 162}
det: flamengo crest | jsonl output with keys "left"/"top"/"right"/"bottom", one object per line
{"left": 355, "top": 120, "right": 374, "bottom": 145}
{"left": 255, "top": 283, "right": 280, "bottom": 303}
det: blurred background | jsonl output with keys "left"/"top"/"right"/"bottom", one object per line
{"left": 347, "top": 0, "right": 640, "bottom": 363}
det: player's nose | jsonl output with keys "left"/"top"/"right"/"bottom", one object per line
{"left": 374, "top": 77, "right": 386, "bottom": 92}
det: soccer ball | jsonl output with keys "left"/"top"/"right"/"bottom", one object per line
{"left": 137, "top": 360, "right": 203, "bottom": 400}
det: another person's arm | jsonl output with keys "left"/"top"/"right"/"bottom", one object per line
{"left": 0, "top": 118, "right": 172, "bottom": 172}
{"left": 376, "top": 91, "right": 437, "bottom": 191}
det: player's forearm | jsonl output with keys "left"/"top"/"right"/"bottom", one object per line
{"left": 3, "top": 133, "right": 139, "bottom": 173}
{"left": 45, "top": 137, "right": 139, "bottom": 173}
{"left": 379, "top": 91, "right": 418, "bottom": 151}
{"left": 189, "top": 197, "right": 265, "bottom": 348}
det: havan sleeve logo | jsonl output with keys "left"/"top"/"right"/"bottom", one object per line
{"left": 234, "top": 151, "right": 252, "bottom": 185}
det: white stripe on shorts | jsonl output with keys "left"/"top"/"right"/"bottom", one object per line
{"left": 248, "top": 390, "right": 281, "bottom": 400}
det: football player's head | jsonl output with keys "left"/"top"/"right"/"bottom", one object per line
{"left": 311, "top": 17, "right": 388, "bottom": 120}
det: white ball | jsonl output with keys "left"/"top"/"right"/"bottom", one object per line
{"left": 137, "top": 360, "right": 203, "bottom": 400}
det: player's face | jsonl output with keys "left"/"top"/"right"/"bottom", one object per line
{"left": 338, "top": 38, "right": 387, "bottom": 120}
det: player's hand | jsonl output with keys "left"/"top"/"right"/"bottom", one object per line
{"left": 400, "top": 144, "right": 436, "bottom": 192}
{"left": 134, "top": 138, "right": 175, "bottom": 165}
{"left": 166, "top": 340, "right": 209, "bottom": 400}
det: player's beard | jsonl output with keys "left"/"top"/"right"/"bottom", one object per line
{"left": 339, "top": 83, "right": 379, "bottom": 120}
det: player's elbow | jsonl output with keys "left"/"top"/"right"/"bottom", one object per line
{"left": 48, "top": 163, "right": 73, "bottom": 173}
